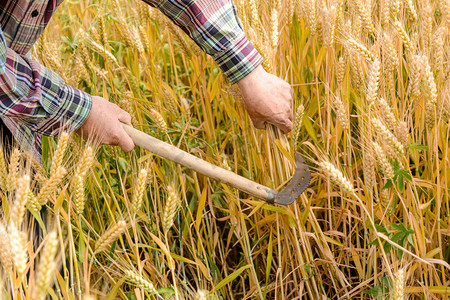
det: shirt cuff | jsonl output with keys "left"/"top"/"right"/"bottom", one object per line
{"left": 34, "top": 84, "right": 92, "bottom": 136}
{"left": 213, "top": 35, "right": 263, "bottom": 85}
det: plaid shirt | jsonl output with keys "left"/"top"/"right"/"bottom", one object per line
{"left": 0, "top": 0, "right": 262, "bottom": 160}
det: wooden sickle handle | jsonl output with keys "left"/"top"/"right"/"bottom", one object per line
{"left": 122, "top": 124, "right": 278, "bottom": 202}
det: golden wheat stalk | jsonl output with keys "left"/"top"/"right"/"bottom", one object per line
{"left": 317, "top": 160, "right": 355, "bottom": 194}
{"left": 0, "top": 222, "right": 12, "bottom": 271}
{"left": 124, "top": 270, "right": 158, "bottom": 294}
{"left": 372, "top": 117, "right": 404, "bottom": 155}
{"left": 37, "top": 166, "right": 67, "bottom": 206}
{"left": 90, "top": 40, "right": 118, "bottom": 64}
{"left": 95, "top": 220, "right": 127, "bottom": 252}
{"left": 0, "top": 146, "right": 8, "bottom": 191}
{"left": 50, "top": 132, "right": 69, "bottom": 176}
{"left": 10, "top": 175, "right": 31, "bottom": 228}
{"left": 393, "top": 269, "right": 406, "bottom": 300}
{"left": 34, "top": 231, "right": 59, "bottom": 300}
{"left": 393, "top": 21, "right": 414, "bottom": 53}
{"left": 162, "top": 184, "right": 180, "bottom": 232}
{"left": 9, "top": 225, "right": 28, "bottom": 274}
{"left": 366, "top": 58, "right": 381, "bottom": 105}
{"left": 377, "top": 98, "right": 397, "bottom": 130}
{"left": 292, "top": 104, "right": 305, "bottom": 150}
{"left": 7, "top": 148, "right": 20, "bottom": 191}
{"left": 131, "top": 169, "right": 148, "bottom": 215}
{"left": 372, "top": 141, "right": 394, "bottom": 179}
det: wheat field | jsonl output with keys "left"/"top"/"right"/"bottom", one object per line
{"left": 0, "top": 0, "right": 449, "bottom": 299}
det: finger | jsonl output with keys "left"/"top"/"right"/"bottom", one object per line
{"left": 274, "top": 119, "right": 293, "bottom": 133}
{"left": 252, "top": 118, "right": 265, "bottom": 129}
{"left": 117, "top": 129, "right": 135, "bottom": 152}
{"left": 118, "top": 110, "right": 132, "bottom": 126}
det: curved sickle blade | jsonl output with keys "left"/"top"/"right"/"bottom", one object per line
{"left": 274, "top": 153, "right": 311, "bottom": 205}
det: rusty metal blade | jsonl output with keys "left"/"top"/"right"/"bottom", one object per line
{"left": 274, "top": 153, "right": 311, "bottom": 205}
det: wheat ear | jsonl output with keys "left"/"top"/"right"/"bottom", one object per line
{"left": 34, "top": 231, "right": 59, "bottom": 300}
{"left": 131, "top": 169, "right": 148, "bottom": 215}
{"left": 95, "top": 220, "right": 127, "bottom": 252}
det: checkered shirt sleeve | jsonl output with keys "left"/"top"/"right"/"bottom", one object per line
{"left": 143, "top": 0, "right": 263, "bottom": 84}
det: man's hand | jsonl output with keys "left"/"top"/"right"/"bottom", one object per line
{"left": 237, "top": 65, "right": 293, "bottom": 133}
{"left": 77, "top": 96, "right": 135, "bottom": 152}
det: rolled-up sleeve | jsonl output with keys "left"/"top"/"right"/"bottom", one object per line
{"left": 0, "top": 26, "right": 92, "bottom": 137}
{"left": 143, "top": 0, "right": 263, "bottom": 84}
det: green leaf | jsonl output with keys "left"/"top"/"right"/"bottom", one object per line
{"left": 383, "top": 180, "right": 393, "bottom": 189}
{"left": 380, "top": 276, "right": 392, "bottom": 289}
{"left": 211, "top": 265, "right": 251, "bottom": 293}
{"left": 375, "top": 224, "right": 389, "bottom": 234}
{"left": 391, "top": 232, "right": 405, "bottom": 243}
{"left": 408, "top": 143, "right": 428, "bottom": 151}
{"left": 398, "top": 174, "right": 404, "bottom": 192}
{"left": 364, "top": 285, "right": 384, "bottom": 298}
{"left": 391, "top": 223, "right": 406, "bottom": 232}
{"left": 383, "top": 242, "right": 392, "bottom": 254}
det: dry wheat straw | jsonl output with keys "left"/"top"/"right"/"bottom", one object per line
{"left": 162, "top": 184, "right": 180, "bottom": 232}
{"left": 372, "top": 141, "right": 394, "bottom": 179}
{"left": 7, "top": 149, "right": 20, "bottom": 191}
{"left": 124, "top": 270, "right": 158, "bottom": 294}
{"left": 9, "top": 225, "right": 28, "bottom": 274}
{"left": 10, "top": 175, "right": 30, "bottom": 228}
{"left": 0, "top": 223, "right": 12, "bottom": 270}
{"left": 372, "top": 118, "right": 404, "bottom": 155}
{"left": 34, "top": 231, "right": 58, "bottom": 300}
{"left": 95, "top": 220, "right": 127, "bottom": 252}
{"left": 131, "top": 169, "right": 148, "bottom": 215}
{"left": 37, "top": 166, "right": 67, "bottom": 206}
{"left": 292, "top": 104, "right": 305, "bottom": 150}
{"left": 318, "top": 160, "right": 354, "bottom": 194}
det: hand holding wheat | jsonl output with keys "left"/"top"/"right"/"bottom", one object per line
{"left": 237, "top": 65, "right": 293, "bottom": 133}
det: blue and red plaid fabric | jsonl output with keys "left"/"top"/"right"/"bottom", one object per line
{"left": 0, "top": 0, "right": 262, "bottom": 160}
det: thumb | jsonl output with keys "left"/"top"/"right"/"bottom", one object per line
{"left": 117, "top": 129, "right": 135, "bottom": 152}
